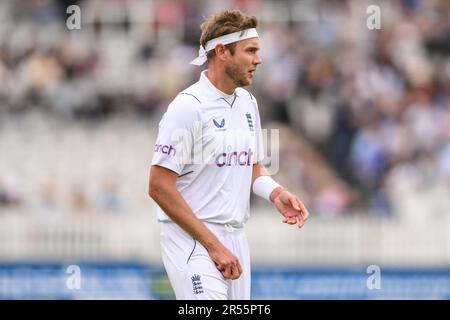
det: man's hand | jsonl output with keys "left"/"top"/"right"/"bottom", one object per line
{"left": 207, "top": 244, "right": 243, "bottom": 280}
{"left": 270, "top": 187, "right": 310, "bottom": 228}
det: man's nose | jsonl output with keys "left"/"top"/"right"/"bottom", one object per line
{"left": 254, "top": 53, "right": 262, "bottom": 65}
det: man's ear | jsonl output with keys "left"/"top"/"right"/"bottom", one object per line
{"left": 214, "top": 44, "right": 228, "bottom": 62}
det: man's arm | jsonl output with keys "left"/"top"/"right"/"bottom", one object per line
{"left": 149, "top": 165, "right": 242, "bottom": 280}
{"left": 252, "top": 162, "right": 310, "bottom": 228}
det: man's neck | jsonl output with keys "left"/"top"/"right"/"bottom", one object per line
{"left": 206, "top": 66, "right": 236, "bottom": 95}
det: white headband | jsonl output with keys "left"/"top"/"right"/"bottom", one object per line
{"left": 190, "top": 28, "right": 259, "bottom": 66}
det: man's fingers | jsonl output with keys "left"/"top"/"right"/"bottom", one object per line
{"left": 236, "top": 259, "right": 243, "bottom": 276}
{"left": 297, "top": 217, "right": 305, "bottom": 228}
{"left": 222, "top": 265, "right": 231, "bottom": 279}
{"left": 288, "top": 197, "right": 301, "bottom": 211}
{"left": 230, "top": 264, "right": 240, "bottom": 280}
{"left": 302, "top": 211, "right": 309, "bottom": 221}
{"left": 217, "top": 263, "right": 230, "bottom": 279}
{"left": 295, "top": 199, "right": 309, "bottom": 221}
{"left": 280, "top": 194, "right": 309, "bottom": 227}
{"left": 299, "top": 202, "right": 309, "bottom": 220}
{"left": 219, "top": 258, "right": 242, "bottom": 280}
{"left": 217, "top": 264, "right": 225, "bottom": 273}
{"left": 283, "top": 216, "right": 296, "bottom": 224}
{"left": 231, "top": 259, "right": 243, "bottom": 279}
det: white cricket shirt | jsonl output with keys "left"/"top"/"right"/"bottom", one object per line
{"left": 151, "top": 70, "right": 264, "bottom": 227}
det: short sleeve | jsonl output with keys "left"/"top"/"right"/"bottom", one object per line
{"left": 151, "top": 94, "right": 202, "bottom": 174}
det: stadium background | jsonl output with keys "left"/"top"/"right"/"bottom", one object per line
{"left": 1, "top": 0, "right": 450, "bottom": 299}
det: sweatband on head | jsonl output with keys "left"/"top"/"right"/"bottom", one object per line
{"left": 252, "top": 175, "right": 281, "bottom": 202}
{"left": 190, "top": 28, "right": 259, "bottom": 66}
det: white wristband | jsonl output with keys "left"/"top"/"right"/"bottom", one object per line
{"left": 252, "top": 175, "right": 281, "bottom": 202}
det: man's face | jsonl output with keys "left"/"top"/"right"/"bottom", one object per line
{"left": 225, "top": 38, "right": 262, "bottom": 88}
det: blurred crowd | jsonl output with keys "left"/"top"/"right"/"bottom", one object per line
{"left": 1, "top": 0, "right": 450, "bottom": 218}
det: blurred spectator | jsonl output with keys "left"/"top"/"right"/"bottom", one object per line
{"left": 97, "top": 178, "right": 123, "bottom": 214}
{"left": 0, "top": 174, "right": 23, "bottom": 209}
{"left": 70, "top": 184, "right": 91, "bottom": 215}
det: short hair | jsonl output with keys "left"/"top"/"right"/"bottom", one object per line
{"left": 199, "top": 9, "right": 258, "bottom": 62}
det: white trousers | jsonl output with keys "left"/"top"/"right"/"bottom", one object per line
{"left": 160, "top": 221, "right": 251, "bottom": 300}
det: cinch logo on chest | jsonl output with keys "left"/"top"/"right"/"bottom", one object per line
{"left": 215, "top": 148, "right": 253, "bottom": 167}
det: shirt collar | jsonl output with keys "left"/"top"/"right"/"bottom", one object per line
{"left": 199, "top": 70, "right": 240, "bottom": 100}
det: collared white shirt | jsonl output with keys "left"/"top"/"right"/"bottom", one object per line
{"left": 151, "top": 70, "right": 264, "bottom": 226}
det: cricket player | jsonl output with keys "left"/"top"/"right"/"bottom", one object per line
{"left": 149, "top": 9, "right": 309, "bottom": 300}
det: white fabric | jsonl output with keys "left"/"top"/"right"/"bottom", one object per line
{"left": 252, "top": 175, "right": 281, "bottom": 202}
{"left": 160, "top": 221, "right": 251, "bottom": 299}
{"left": 190, "top": 28, "right": 259, "bottom": 65}
{"left": 151, "top": 70, "right": 264, "bottom": 226}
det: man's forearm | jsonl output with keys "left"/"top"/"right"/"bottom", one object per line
{"left": 251, "top": 162, "right": 270, "bottom": 186}
{"left": 151, "top": 184, "right": 221, "bottom": 251}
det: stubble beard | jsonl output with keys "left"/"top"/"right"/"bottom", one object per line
{"left": 225, "top": 62, "right": 250, "bottom": 88}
